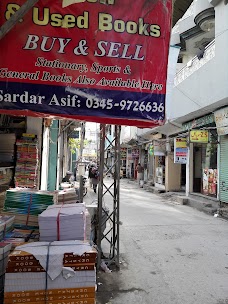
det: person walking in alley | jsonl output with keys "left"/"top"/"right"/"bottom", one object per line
{"left": 88, "top": 163, "right": 94, "bottom": 188}
{"left": 137, "top": 163, "right": 144, "bottom": 187}
{"left": 91, "top": 166, "right": 99, "bottom": 193}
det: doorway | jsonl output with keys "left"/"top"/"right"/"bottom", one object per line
{"left": 181, "top": 164, "right": 186, "bottom": 190}
{"left": 193, "top": 146, "right": 202, "bottom": 192}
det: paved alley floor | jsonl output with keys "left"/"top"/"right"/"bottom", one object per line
{"left": 94, "top": 179, "right": 228, "bottom": 304}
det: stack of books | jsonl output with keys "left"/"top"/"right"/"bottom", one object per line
{"left": 0, "top": 242, "right": 12, "bottom": 302}
{"left": 38, "top": 204, "right": 86, "bottom": 242}
{"left": 56, "top": 188, "right": 78, "bottom": 205}
{"left": 2, "top": 189, "right": 54, "bottom": 229}
{"left": 14, "top": 134, "right": 39, "bottom": 189}
{"left": 0, "top": 215, "right": 15, "bottom": 241}
{"left": 4, "top": 229, "right": 39, "bottom": 249}
{"left": 0, "top": 167, "right": 13, "bottom": 187}
{"left": 85, "top": 209, "right": 92, "bottom": 242}
{"left": 4, "top": 241, "right": 97, "bottom": 304}
{"left": 0, "top": 192, "right": 6, "bottom": 211}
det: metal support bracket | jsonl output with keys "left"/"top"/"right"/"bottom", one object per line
{"left": 97, "top": 124, "right": 121, "bottom": 269}
{"left": 0, "top": 0, "right": 39, "bottom": 40}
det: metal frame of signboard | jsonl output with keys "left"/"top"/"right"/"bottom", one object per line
{"left": 0, "top": 0, "right": 39, "bottom": 40}
{"left": 97, "top": 124, "right": 121, "bottom": 268}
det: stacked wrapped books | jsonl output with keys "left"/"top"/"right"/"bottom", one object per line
{"left": 39, "top": 204, "right": 86, "bottom": 242}
{"left": 4, "top": 229, "right": 40, "bottom": 249}
{"left": 56, "top": 188, "right": 78, "bottom": 205}
{"left": 85, "top": 209, "right": 91, "bottom": 242}
{"left": 2, "top": 189, "right": 54, "bottom": 228}
{"left": 0, "top": 242, "right": 12, "bottom": 302}
{"left": 0, "top": 166, "right": 14, "bottom": 211}
{"left": 5, "top": 229, "right": 39, "bottom": 241}
{"left": 4, "top": 241, "right": 97, "bottom": 304}
{"left": 0, "top": 167, "right": 13, "bottom": 187}
{"left": 0, "top": 215, "right": 15, "bottom": 241}
{"left": 0, "top": 192, "right": 6, "bottom": 211}
{"left": 15, "top": 134, "right": 39, "bottom": 189}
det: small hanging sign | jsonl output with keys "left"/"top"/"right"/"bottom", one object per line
{"left": 189, "top": 130, "right": 209, "bottom": 143}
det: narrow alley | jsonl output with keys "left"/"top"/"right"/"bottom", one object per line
{"left": 96, "top": 179, "right": 228, "bottom": 304}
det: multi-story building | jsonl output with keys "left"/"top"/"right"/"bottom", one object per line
{"left": 124, "top": 0, "right": 228, "bottom": 207}
{"left": 83, "top": 123, "right": 99, "bottom": 162}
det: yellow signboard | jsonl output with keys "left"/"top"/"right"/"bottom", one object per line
{"left": 175, "top": 138, "right": 187, "bottom": 148}
{"left": 190, "top": 130, "right": 209, "bottom": 143}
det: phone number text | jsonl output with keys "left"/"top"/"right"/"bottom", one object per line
{"left": 85, "top": 98, "right": 164, "bottom": 112}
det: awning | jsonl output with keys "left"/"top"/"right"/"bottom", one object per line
{"left": 139, "top": 122, "right": 182, "bottom": 137}
{"left": 126, "top": 138, "right": 138, "bottom": 146}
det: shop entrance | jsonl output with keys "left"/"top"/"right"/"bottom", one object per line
{"left": 193, "top": 140, "right": 218, "bottom": 197}
{"left": 181, "top": 164, "right": 186, "bottom": 190}
{"left": 155, "top": 156, "right": 165, "bottom": 188}
{"left": 193, "top": 145, "right": 202, "bottom": 193}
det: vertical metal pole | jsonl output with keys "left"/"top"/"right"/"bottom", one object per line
{"left": 217, "top": 136, "right": 220, "bottom": 202}
{"left": 96, "top": 123, "right": 99, "bottom": 162}
{"left": 113, "top": 128, "right": 117, "bottom": 260}
{"left": 79, "top": 175, "right": 83, "bottom": 204}
{"left": 79, "top": 123, "right": 85, "bottom": 161}
{"left": 115, "top": 126, "right": 121, "bottom": 268}
{"left": 112, "top": 126, "right": 120, "bottom": 267}
{"left": 0, "top": 0, "right": 40, "bottom": 40}
{"left": 56, "top": 122, "right": 61, "bottom": 190}
{"left": 96, "top": 124, "right": 121, "bottom": 269}
{"left": 97, "top": 124, "right": 105, "bottom": 268}
{"left": 77, "top": 123, "right": 85, "bottom": 204}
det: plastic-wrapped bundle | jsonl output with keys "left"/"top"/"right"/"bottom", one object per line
{"left": 56, "top": 188, "right": 78, "bottom": 205}
{"left": 0, "top": 242, "right": 12, "bottom": 302}
{"left": 39, "top": 204, "right": 86, "bottom": 242}
{"left": 2, "top": 189, "right": 54, "bottom": 229}
{"left": 4, "top": 241, "right": 97, "bottom": 304}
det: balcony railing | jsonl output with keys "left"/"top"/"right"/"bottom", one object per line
{"left": 174, "top": 39, "right": 215, "bottom": 86}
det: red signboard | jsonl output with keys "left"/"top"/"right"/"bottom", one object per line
{"left": 0, "top": 0, "right": 172, "bottom": 127}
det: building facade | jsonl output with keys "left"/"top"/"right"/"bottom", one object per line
{"left": 124, "top": 0, "right": 228, "bottom": 207}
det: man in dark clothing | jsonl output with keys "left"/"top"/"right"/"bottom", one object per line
{"left": 62, "top": 171, "right": 73, "bottom": 183}
{"left": 136, "top": 163, "right": 143, "bottom": 185}
{"left": 88, "top": 163, "right": 94, "bottom": 188}
{"left": 90, "top": 166, "right": 99, "bottom": 193}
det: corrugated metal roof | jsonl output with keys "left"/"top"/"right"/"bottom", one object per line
{"left": 173, "top": 0, "right": 193, "bottom": 26}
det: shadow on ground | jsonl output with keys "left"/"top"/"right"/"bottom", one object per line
{"left": 96, "top": 256, "right": 147, "bottom": 304}
{"left": 96, "top": 268, "right": 120, "bottom": 304}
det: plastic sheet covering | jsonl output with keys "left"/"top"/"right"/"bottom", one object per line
{"left": 38, "top": 203, "right": 86, "bottom": 242}
{"left": 16, "top": 240, "right": 95, "bottom": 280}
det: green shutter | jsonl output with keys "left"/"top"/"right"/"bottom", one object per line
{"left": 219, "top": 135, "right": 228, "bottom": 203}
{"left": 47, "top": 120, "right": 59, "bottom": 191}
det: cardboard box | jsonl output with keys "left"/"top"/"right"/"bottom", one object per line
{"left": 4, "top": 287, "right": 96, "bottom": 299}
{"left": 5, "top": 272, "right": 96, "bottom": 292}
{"left": 9, "top": 251, "right": 97, "bottom": 264}
{"left": 6, "top": 266, "right": 45, "bottom": 273}
{"left": 4, "top": 292, "right": 95, "bottom": 303}
{"left": 6, "top": 264, "right": 95, "bottom": 273}
{"left": 5, "top": 298, "right": 95, "bottom": 304}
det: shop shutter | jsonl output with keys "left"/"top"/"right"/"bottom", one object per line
{"left": 219, "top": 135, "right": 228, "bottom": 203}
{"left": 47, "top": 120, "right": 59, "bottom": 191}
